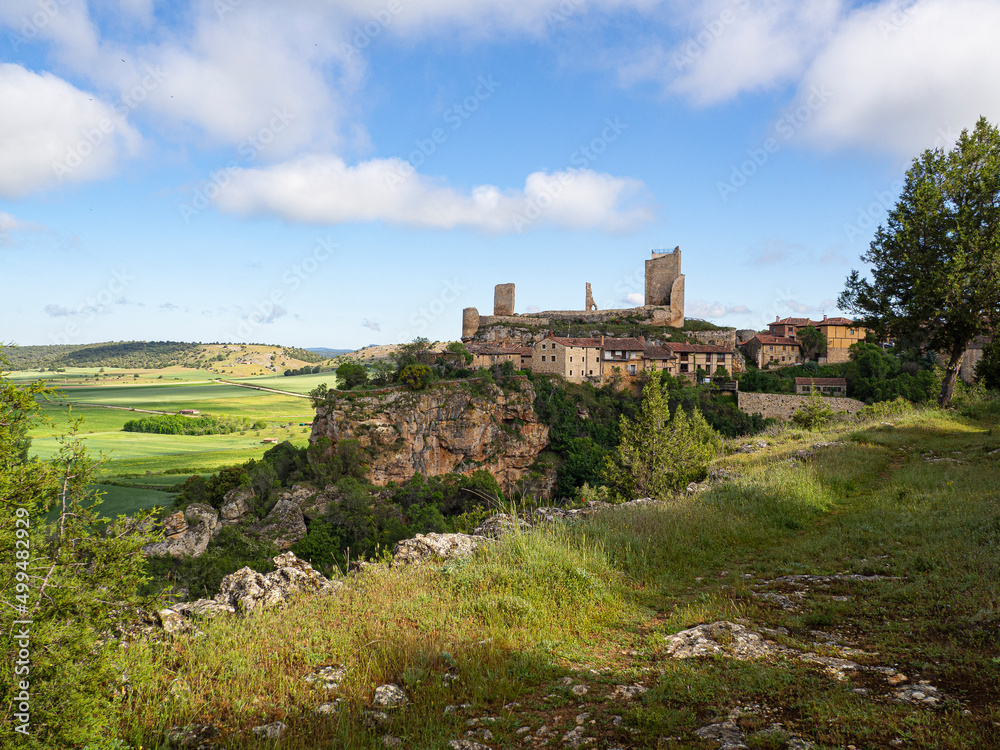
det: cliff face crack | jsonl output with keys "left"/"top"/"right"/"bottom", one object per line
{"left": 311, "top": 379, "right": 551, "bottom": 491}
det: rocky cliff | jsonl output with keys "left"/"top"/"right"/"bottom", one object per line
{"left": 310, "top": 379, "right": 550, "bottom": 488}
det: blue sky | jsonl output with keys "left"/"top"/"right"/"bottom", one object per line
{"left": 1, "top": 0, "right": 998, "bottom": 350}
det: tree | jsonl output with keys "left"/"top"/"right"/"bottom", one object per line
{"left": 392, "top": 337, "right": 432, "bottom": 375}
{"left": 602, "top": 369, "right": 719, "bottom": 500}
{"left": 1, "top": 366, "right": 159, "bottom": 747}
{"left": 839, "top": 117, "right": 1000, "bottom": 406}
{"left": 791, "top": 390, "right": 835, "bottom": 430}
{"left": 446, "top": 341, "right": 474, "bottom": 366}
{"left": 336, "top": 361, "right": 368, "bottom": 390}
{"left": 797, "top": 325, "right": 827, "bottom": 361}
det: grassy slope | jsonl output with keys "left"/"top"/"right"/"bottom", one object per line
{"left": 121, "top": 407, "right": 1000, "bottom": 749}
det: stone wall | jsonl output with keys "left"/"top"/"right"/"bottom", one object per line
{"left": 737, "top": 391, "right": 865, "bottom": 421}
{"left": 689, "top": 329, "right": 737, "bottom": 348}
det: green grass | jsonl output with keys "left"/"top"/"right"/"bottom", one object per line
{"left": 232, "top": 371, "right": 338, "bottom": 394}
{"left": 117, "top": 406, "right": 1000, "bottom": 749}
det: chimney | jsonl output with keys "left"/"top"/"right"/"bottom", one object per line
{"left": 601, "top": 335, "right": 605, "bottom": 347}
{"left": 775, "top": 315, "right": 780, "bottom": 322}
{"left": 638, "top": 335, "right": 646, "bottom": 345}
{"left": 823, "top": 314, "right": 827, "bottom": 321}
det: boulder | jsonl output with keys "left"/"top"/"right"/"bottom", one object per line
{"left": 391, "top": 533, "right": 487, "bottom": 565}
{"left": 220, "top": 486, "right": 253, "bottom": 522}
{"left": 473, "top": 513, "right": 532, "bottom": 539}
{"left": 144, "top": 505, "right": 220, "bottom": 558}
{"left": 215, "top": 552, "right": 343, "bottom": 613}
{"left": 253, "top": 497, "right": 307, "bottom": 549}
{"left": 184, "top": 503, "right": 221, "bottom": 537}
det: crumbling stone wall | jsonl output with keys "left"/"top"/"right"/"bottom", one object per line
{"left": 738, "top": 392, "right": 865, "bottom": 421}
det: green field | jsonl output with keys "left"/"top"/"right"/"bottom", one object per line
{"left": 233, "top": 371, "right": 338, "bottom": 394}
{"left": 17, "top": 368, "right": 319, "bottom": 518}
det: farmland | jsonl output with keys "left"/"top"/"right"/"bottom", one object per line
{"left": 16, "top": 364, "right": 337, "bottom": 518}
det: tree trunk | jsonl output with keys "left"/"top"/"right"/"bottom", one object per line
{"left": 938, "top": 346, "right": 965, "bottom": 407}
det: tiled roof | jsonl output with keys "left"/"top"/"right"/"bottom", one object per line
{"left": 644, "top": 346, "right": 675, "bottom": 359}
{"left": 466, "top": 344, "right": 522, "bottom": 355}
{"left": 602, "top": 337, "right": 647, "bottom": 351}
{"left": 748, "top": 334, "right": 800, "bottom": 346}
{"left": 771, "top": 317, "right": 813, "bottom": 327}
{"left": 817, "top": 317, "right": 855, "bottom": 327}
{"left": 539, "top": 336, "right": 603, "bottom": 348}
{"left": 516, "top": 347, "right": 534, "bottom": 356}
{"left": 794, "top": 377, "right": 847, "bottom": 386}
{"left": 664, "top": 342, "right": 733, "bottom": 354}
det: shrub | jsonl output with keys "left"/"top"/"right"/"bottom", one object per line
{"left": 792, "top": 391, "right": 835, "bottom": 430}
{"left": 400, "top": 364, "right": 434, "bottom": 390}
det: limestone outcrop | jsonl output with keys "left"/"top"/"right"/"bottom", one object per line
{"left": 310, "top": 379, "right": 550, "bottom": 489}
{"left": 220, "top": 486, "right": 253, "bottom": 522}
{"left": 392, "top": 533, "right": 487, "bottom": 565}
{"left": 144, "top": 503, "right": 221, "bottom": 558}
{"left": 251, "top": 497, "right": 307, "bottom": 549}
{"left": 157, "top": 552, "right": 344, "bottom": 630}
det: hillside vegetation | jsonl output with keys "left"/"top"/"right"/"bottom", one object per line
{"left": 113, "top": 401, "right": 1000, "bottom": 749}
{"left": 4, "top": 341, "right": 335, "bottom": 376}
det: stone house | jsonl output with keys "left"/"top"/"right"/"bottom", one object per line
{"left": 642, "top": 343, "right": 733, "bottom": 380}
{"left": 794, "top": 377, "right": 848, "bottom": 396}
{"left": 816, "top": 316, "right": 866, "bottom": 363}
{"left": 533, "top": 335, "right": 603, "bottom": 383}
{"left": 742, "top": 334, "right": 802, "bottom": 368}
{"left": 466, "top": 343, "right": 523, "bottom": 370}
{"left": 767, "top": 315, "right": 867, "bottom": 364}
{"left": 599, "top": 336, "right": 647, "bottom": 380}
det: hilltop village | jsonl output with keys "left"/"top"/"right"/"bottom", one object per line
{"left": 460, "top": 248, "right": 867, "bottom": 386}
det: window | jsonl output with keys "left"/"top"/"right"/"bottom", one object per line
{"left": 569, "top": 356, "right": 573, "bottom": 362}
{"left": 542, "top": 344, "right": 547, "bottom": 349}
{"left": 680, "top": 364, "right": 689, "bottom": 373}
{"left": 569, "top": 370, "right": 573, "bottom": 376}
{"left": 629, "top": 364, "right": 636, "bottom": 375}
{"left": 588, "top": 370, "right": 593, "bottom": 375}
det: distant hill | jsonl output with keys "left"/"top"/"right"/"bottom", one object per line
{"left": 306, "top": 347, "right": 353, "bottom": 357}
{"left": 1, "top": 341, "right": 337, "bottom": 376}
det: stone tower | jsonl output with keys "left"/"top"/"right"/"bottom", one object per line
{"left": 462, "top": 307, "right": 480, "bottom": 339}
{"left": 644, "top": 247, "right": 684, "bottom": 326}
{"left": 494, "top": 283, "right": 515, "bottom": 316}
{"left": 645, "top": 247, "right": 682, "bottom": 305}
{"left": 585, "top": 283, "right": 597, "bottom": 312}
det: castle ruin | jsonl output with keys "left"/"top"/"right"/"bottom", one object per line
{"left": 461, "top": 248, "right": 685, "bottom": 340}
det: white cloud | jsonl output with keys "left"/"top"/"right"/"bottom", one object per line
{"left": 0, "top": 211, "right": 48, "bottom": 244}
{"left": 0, "top": 64, "right": 141, "bottom": 198}
{"left": 615, "top": 0, "right": 842, "bottom": 104}
{"left": 362, "top": 319, "right": 382, "bottom": 331}
{"left": 623, "top": 292, "right": 644, "bottom": 306}
{"left": 794, "top": 0, "right": 1000, "bottom": 154}
{"left": 783, "top": 298, "right": 836, "bottom": 314}
{"left": 687, "top": 300, "right": 752, "bottom": 318}
{"left": 214, "top": 155, "right": 654, "bottom": 233}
